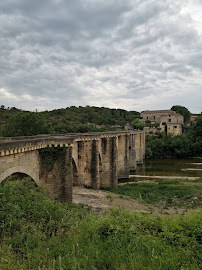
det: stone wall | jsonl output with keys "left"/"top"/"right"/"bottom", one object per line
{"left": 0, "top": 131, "right": 145, "bottom": 202}
{"left": 141, "top": 110, "right": 183, "bottom": 135}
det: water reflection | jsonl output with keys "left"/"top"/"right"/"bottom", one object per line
{"left": 132, "top": 158, "right": 202, "bottom": 178}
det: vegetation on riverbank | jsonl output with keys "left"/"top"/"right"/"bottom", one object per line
{"left": 107, "top": 178, "right": 202, "bottom": 209}
{"left": 146, "top": 115, "right": 202, "bottom": 159}
{"left": 0, "top": 177, "right": 202, "bottom": 269}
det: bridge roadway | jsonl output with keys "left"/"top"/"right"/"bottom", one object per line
{"left": 0, "top": 131, "right": 145, "bottom": 202}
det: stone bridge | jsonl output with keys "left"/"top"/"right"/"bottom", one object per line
{"left": 0, "top": 131, "right": 145, "bottom": 202}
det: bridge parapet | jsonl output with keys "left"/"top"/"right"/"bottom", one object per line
{"left": 0, "top": 131, "right": 142, "bottom": 156}
{"left": 0, "top": 137, "right": 75, "bottom": 156}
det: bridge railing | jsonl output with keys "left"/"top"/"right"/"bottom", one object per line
{"left": 0, "top": 130, "right": 141, "bottom": 142}
{"left": 0, "top": 131, "right": 143, "bottom": 156}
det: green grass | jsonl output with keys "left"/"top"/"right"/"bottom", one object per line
{"left": 0, "top": 178, "right": 202, "bottom": 269}
{"left": 106, "top": 179, "right": 202, "bottom": 208}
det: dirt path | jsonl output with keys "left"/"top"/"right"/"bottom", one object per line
{"left": 73, "top": 186, "right": 150, "bottom": 214}
{"left": 73, "top": 186, "right": 194, "bottom": 215}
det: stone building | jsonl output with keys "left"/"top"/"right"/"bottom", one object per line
{"left": 140, "top": 110, "right": 184, "bottom": 135}
{"left": 190, "top": 115, "right": 198, "bottom": 123}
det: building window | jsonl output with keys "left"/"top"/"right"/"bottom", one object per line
{"left": 169, "top": 119, "right": 171, "bottom": 122}
{"left": 153, "top": 116, "right": 155, "bottom": 119}
{"left": 147, "top": 117, "right": 148, "bottom": 119}
{"left": 162, "top": 122, "right": 166, "bottom": 126}
{"left": 174, "top": 126, "right": 177, "bottom": 128}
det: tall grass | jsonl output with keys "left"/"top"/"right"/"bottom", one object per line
{"left": 0, "top": 178, "right": 201, "bottom": 269}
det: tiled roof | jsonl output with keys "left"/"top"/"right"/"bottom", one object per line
{"left": 141, "top": 110, "right": 177, "bottom": 114}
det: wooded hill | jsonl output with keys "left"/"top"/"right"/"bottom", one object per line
{"left": 0, "top": 105, "right": 140, "bottom": 135}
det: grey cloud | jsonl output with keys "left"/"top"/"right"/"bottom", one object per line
{"left": 0, "top": 0, "right": 202, "bottom": 112}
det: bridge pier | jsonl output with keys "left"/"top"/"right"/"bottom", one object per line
{"left": 100, "top": 137, "right": 118, "bottom": 188}
{"left": 76, "top": 140, "right": 100, "bottom": 189}
{"left": 129, "top": 133, "right": 136, "bottom": 170}
{"left": 39, "top": 147, "right": 73, "bottom": 202}
{"left": 117, "top": 134, "right": 130, "bottom": 178}
{"left": 135, "top": 132, "right": 145, "bottom": 164}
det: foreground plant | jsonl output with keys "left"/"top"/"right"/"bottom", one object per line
{"left": 0, "top": 178, "right": 201, "bottom": 269}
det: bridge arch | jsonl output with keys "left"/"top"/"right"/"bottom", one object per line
{"left": 0, "top": 166, "right": 40, "bottom": 186}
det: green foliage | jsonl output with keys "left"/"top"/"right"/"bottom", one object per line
{"left": 0, "top": 105, "right": 140, "bottom": 135}
{"left": 146, "top": 146, "right": 153, "bottom": 158}
{"left": 189, "top": 115, "right": 202, "bottom": 138}
{"left": 132, "top": 118, "right": 159, "bottom": 130}
{"left": 0, "top": 178, "right": 202, "bottom": 269}
{"left": 0, "top": 106, "right": 23, "bottom": 136}
{"left": 171, "top": 105, "right": 191, "bottom": 123}
{"left": 145, "top": 120, "right": 151, "bottom": 124}
{"left": 146, "top": 134, "right": 192, "bottom": 159}
{"left": 154, "top": 122, "right": 160, "bottom": 128}
{"left": 42, "top": 106, "right": 139, "bottom": 133}
{"left": 1, "top": 112, "right": 54, "bottom": 137}
{"left": 146, "top": 116, "right": 202, "bottom": 159}
{"left": 132, "top": 118, "right": 144, "bottom": 130}
{"left": 39, "top": 146, "right": 66, "bottom": 172}
{"left": 106, "top": 179, "right": 202, "bottom": 208}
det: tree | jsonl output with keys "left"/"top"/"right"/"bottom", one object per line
{"left": 2, "top": 112, "right": 54, "bottom": 137}
{"left": 132, "top": 118, "right": 144, "bottom": 130}
{"left": 188, "top": 115, "right": 202, "bottom": 139}
{"left": 193, "top": 116, "right": 202, "bottom": 137}
{"left": 171, "top": 105, "right": 191, "bottom": 123}
{"left": 146, "top": 114, "right": 202, "bottom": 159}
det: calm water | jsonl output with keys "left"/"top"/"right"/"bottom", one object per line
{"left": 131, "top": 158, "right": 202, "bottom": 178}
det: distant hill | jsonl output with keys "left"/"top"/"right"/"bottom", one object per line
{"left": 0, "top": 106, "right": 27, "bottom": 134}
{"left": 0, "top": 105, "right": 140, "bottom": 135}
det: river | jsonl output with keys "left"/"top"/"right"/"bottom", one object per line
{"left": 121, "top": 158, "right": 202, "bottom": 182}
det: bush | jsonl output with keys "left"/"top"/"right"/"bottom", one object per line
{"left": 0, "top": 178, "right": 201, "bottom": 269}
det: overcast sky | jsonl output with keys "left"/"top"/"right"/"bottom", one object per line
{"left": 0, "top": 0, "right": 202, "bottom": 113}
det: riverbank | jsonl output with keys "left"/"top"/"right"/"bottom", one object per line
{"left": 128, "top": 175, "right": 201, "bottom": 180}
{"left": 0, "top": 177, "right": 201, "bottom": 270}
{"left": 108, "top": 177, "right": 202, "bottom": 211}
{"left": 73, "top": 186, "right": 150, "bottom": 214}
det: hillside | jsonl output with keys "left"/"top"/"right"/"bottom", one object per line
{"left": 0, "top": 106, "right": 139, "bottom": 135}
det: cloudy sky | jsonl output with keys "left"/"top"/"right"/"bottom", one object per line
{"left": 0, "top": 0, "right": 202, "bottom": 113}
